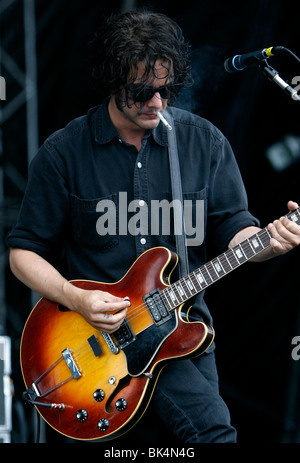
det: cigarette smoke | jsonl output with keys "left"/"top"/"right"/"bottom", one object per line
{"left": 176, "top": 45, "right": 225, "bottom": 115}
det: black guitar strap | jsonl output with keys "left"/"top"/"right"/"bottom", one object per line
{"left": 164, "top": 109, "right": 189, "bottom": 278}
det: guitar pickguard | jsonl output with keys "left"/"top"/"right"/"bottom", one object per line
{"left": 122, "top": 311, "right": 178, "bottom": 376}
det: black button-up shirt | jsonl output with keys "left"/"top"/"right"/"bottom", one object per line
{"left": 6, "top": 101, "right": 259, "bottom": 324}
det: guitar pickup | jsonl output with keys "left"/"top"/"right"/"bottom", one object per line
{"left": 143, "top": 289, "right": 172, "bottom": 326}
{"left": 88, "top": 334, "right": 102, "bottom": 357}
{"left": 113, "top": 319, "right": 135, "bottom": 349}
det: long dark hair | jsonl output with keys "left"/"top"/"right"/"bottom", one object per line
{"left": 89, "top": 10, "right": 193, "bottom": 103}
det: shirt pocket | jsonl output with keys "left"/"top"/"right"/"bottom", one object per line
{"left": 70, "top": 193, "right": 120, "bottom": 252}
{"left": 163, "top": 187, "right": 208, "bottom": 248}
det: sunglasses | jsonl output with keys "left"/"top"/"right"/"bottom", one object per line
{"left": 125, "top": 83, "right": 177, "bottom": 103}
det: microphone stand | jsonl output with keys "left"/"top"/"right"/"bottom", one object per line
{"left": 258, "top": 49, "right": 300, "bottom": 442}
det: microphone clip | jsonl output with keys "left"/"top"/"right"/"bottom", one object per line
{"left": 260, "top": 63, "right": 300, "bottom": 102}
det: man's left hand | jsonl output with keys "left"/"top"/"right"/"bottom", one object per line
{"left": 268, "top": 200, "right": 300, "bottom": 255}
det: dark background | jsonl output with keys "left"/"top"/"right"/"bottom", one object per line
{"left": 1, "top": 0, "right": 300, "bottom": 444}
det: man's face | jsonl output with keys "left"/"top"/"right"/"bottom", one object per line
{"left": 118, "top": 59, "right": 171, "bottom": 131}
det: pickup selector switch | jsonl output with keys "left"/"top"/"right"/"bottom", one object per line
{"left": 115, "top": 398, "right": 127, "bottom": 411}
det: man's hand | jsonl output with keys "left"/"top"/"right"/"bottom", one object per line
{"left": 229, "top": 200, "right": 300, "bottom": 262}
{"left": 71, "top": 288, "right": 131, "bottom": 333}
{"left": 268, "top": 200, "right": 300, "bottom": 255}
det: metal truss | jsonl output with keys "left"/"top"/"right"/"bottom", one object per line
{"left": 0, "top": 0, "right": 38, "bottom": 338}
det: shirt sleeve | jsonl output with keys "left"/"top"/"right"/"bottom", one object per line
{"left": 207, "top": 134, "right": 260, "bottom": 253}
{"left": 6, "top": 141, "right": 70, "bottom": 263}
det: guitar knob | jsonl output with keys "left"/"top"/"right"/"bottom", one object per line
{"left": 115, "top": 398, "right": 127, "bottom": 411}
{"left": 76, "top": 409, "right": 88, "bottom": 422}
{"left": 97, "top": 418, "right": 109, "bottom": 431}
{"left": 93, "top": 389, "right": 105, "bottom": 402}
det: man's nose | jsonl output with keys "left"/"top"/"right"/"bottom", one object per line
{"left": 146, "top": 91, "right": 163, "bottom": 109}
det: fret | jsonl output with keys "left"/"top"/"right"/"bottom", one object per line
{"left": 175, "top": 281, "right": 187, "bottom": 300}
{"left": 190, "top": 272, "right": 202, "bottom": 292}
{"left": 201, "top": 265, "right": 213, "bottom": 284}
{"left": 180, "top": 280, "right": 189, "bottom": 298}
{"left": 205, "top": 261, "right": 219, "bottom": 281}
{"left": 194, "top": 269, "right": 207, "bottom": 289}
{"left": 256, "top": 233, "right": 265, "bottom": 249}
{"left": 159, "top": 292, "right": 172, "bottom": 311}
{"left": 242, "top": 240, "right": 255, "bottom": 259}
{"left": 198, "top": 269, "right": 209, "bottom": 286}
{"left": 232, "top": 245, "right": 247, "bottom": 264}
{"left": 247, "top": 238, "right": 255, "bottom": 254}
{"left": 162, "top": 289, "right": 173, "bottom": 309}
{"left": 225, "top": 248, "right": 239, "bottom": 268}
{"left": 180, "top": 276, "right": 193, "bottom": 297}
{"left": 213, "top": 258, "right": 226, "bottom": 277}
{"left": 248, "top": 234, "right": 264, "bottom": 254}
{"left": 159, "top": 208, "right": 300, "bottom": 311}
{"left": 186, "top": 275, "right": 197, "bottom": 294}
{"left": 169, "top": 284, "right": 182, "bottom": 304}
{"left": 180, "top": 277, "right": 193, "bottom": 298}
{"left": 259, "top": 228, "right": 272, "bottom": 248}
{"left": 219, "top": 253, "right": 232, "bottom": 273}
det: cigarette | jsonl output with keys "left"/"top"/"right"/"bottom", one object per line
{"left": 157, "top": 111, "right": 172, "bottom": 131}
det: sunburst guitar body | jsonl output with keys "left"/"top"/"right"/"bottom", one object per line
{"left": 21, "top": 247, "right": 214, "bottom": 441}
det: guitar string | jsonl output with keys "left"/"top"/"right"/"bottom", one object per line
{"left": 71, "top": 280, "right": 194, "bottom": 367}
{"left": 68, "top": 228, "right": 274, "bottom": 364}
{"left": 73, "top": 224, "right": 275, "bottom": 361}
{"left": 35, "top": 219, "right": 297, "bottom": 384}
{"left": 45, "top": 227, "right": 277, "bottom": 371}
{"left": 70, "top": 282, "right": 194, "bottom": 369}
{"left": 70, "top": 290, "right": 178, "bottom": 366}
{"left": 34, "top": 282, "right": 196, "bottom": 393}
{"left": 32, "top": 214, "right": 300, "bottom": 391}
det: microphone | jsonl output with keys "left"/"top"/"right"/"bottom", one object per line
{"left": 224, "top": 46, "right": 284, "bottom": 73}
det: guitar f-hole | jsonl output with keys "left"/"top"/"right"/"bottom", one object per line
{"left": 105, "top": 375, "right": 132, "bottom": 413}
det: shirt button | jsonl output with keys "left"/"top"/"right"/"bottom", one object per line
{"left": 140, "top": 238, "right": 146, "bottom": 245}
{"left": 139, "top": 200, "right": 145, "bottom": 207}
{"left": 137, "top": 162, "right": 142, "bottom": 168}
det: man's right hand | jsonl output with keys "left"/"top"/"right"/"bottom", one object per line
{"left": 69, "top": 286, "right": 131, "bottom": 333}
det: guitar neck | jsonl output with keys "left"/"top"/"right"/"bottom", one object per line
{"left": 162, "top": 208, "right": 300, "bottom": 311}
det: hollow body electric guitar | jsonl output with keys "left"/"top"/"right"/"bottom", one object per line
{"left": 21, "top": 208, "right": 300, "bottom": 441}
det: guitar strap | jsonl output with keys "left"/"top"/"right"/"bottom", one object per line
{"left": 164, "top": 108, "right": 189, "bottom": 278}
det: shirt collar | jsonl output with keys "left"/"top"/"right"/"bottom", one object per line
{"left": 93, "top": 98, "right": 169, "bottom": 147}
{"left": 93, "top": 99, "right": 119, "bottom": 144}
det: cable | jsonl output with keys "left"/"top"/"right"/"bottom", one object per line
{"left": 22, "top": 390, "right": 65, "bottom": 409}
{"left": 282, "top": 46, "right": 300, "bottom": 65}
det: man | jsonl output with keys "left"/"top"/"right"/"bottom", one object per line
{"left": 7, "top": 10, "right": 300, "bottom": 442}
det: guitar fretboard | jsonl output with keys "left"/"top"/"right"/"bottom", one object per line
{"left": 161, "top": 208, "right": 300, "bottom": 311}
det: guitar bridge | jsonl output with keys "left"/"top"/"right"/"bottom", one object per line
{"left": 143, "top": 289, "right": 172, "bottom": 326}
{"left": 62, "top": 348, "right": 81, "bottom": 379}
